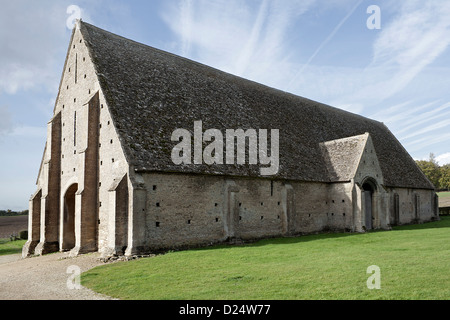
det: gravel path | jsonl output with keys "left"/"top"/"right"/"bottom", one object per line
{"left": 0, "top": 252, "right": 115, "bottom": 300}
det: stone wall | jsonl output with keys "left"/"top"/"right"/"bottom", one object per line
{"left": 387, "top": 187, "right": 438, "bottom": 225}
{"left": 24, "top": 25, "right": 129, "bottom": 257}
{"left": 138, "top": 173, "right": 355, "bottom": 251}
{"left": 134, "top": 172, "right": 438, "bottom": 253}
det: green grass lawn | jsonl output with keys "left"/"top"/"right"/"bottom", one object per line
{"left": 81, "top": 217, "right": 450, "bottom": 300}
{"left": 0, "top": 239, "right": 26, "bottom": 256}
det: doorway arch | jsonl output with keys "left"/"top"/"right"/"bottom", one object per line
{"left": 362, "top": 178, "right": 377, "bottom": 230}
{"left": 62, "top": 183, "right": 78, "bottom": 251}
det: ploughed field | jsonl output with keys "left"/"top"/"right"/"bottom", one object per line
{"left": 0, "top": 215, "right": 28, "bottom": 239}
{"left": 81, "top": 216, "right": 450, "bottom": 300}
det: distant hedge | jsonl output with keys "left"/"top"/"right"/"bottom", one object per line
{"left": 0, "top": 210, "right": 28, "bottom": 216}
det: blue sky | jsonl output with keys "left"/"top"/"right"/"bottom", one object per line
{"left": 1, "top": 0, "right": 450, "bottom": 210}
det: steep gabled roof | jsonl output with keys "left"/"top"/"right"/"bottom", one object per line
{"left": 320, "top": 134, "right": 368, "bottom": 182}
{"left": 78, "top": 21, "right": 434, "bottom": 190}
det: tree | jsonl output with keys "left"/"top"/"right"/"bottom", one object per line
{"left": 416, "top": 153, "right": 441, "bottom": 189}
{"left": 439, "top": 164, "right": 450, "bottom": 190}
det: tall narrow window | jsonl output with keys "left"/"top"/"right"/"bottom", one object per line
{"left": 75, "top": 53, "right": 78, "bottom": 84}
{"left": 74, "top": 111, "right": 77, "bottom": 147}
{"left": 394, "top": 193, "right": 400, "bottom": 225}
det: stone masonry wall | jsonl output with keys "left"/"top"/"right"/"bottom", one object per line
{"left": 43, "top": 25, "right": 128, "bottom": 254}
{"left": 140, "top": 173, "right": 355, "bottom": 251}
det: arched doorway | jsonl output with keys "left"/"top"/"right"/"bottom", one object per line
{"left": 62, "top": 184, "right": 77, "bottom": 251}
{"left": 362, "top": 179, "right": 377, "bottom": 230}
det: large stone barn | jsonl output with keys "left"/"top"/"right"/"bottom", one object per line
{"left": 23, "top": 20, "right": 439, "bottom": 258}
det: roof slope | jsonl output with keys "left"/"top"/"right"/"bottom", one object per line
{"left": 320, "top": 134, "right": 367, "bottom": 182}
{"left": 79, "top": 21, "right": 434, "bottom": 190}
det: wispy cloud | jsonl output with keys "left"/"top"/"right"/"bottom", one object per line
{"left": 395, "top": 102, "right": 450, "bottom": 136}
{"left": 0, "top": 105, "right": 13, "bottom": 139}
{"left": 349, "top": 1, "right": 450, "bottom": 104}
{"left": 405, "top": 131, "right": 450, "bottom": 153}
{"left": 0, "top": 0, "right": 69, "bottom": 95}
{"left": 161, "top": 0, "right": 315, "bottom": 89}
{"left": 287, "top": 0, "right": 363, "bottom": 91}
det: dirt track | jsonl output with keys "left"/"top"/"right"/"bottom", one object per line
{"left": 0, "top": 252, "right": 114, "bottom": 300}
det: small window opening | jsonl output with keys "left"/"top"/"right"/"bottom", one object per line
{"left": 74, "top": 111, "right": 77, "bottom": 146}
{"left": 153, "top": 185, "right": 157, "bottom": 190}
{"left": 156, "top": 202, "right": 160, "bottom": 207}
{"left": 156, "top": 222, "right": 160, "bottom": 227}
{"left": 75, "top": 53, "right": 77, "bottom": 83}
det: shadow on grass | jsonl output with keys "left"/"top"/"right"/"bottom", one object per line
{"left": 391, "top": 216, "right": 450, "bottom": 231}
{"left": 189, "top": 216, "right": 450, "bottom": 253}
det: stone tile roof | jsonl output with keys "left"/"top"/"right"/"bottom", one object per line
{"left": 320, "top": 134, "right": 367, "bottom": 182}
{"left": 79, "top": 21, "right": 434, "bottom": 190}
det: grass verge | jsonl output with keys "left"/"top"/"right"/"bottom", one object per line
{"left": 81, "top": 216, "right": 450, "bottom": 300}
{"left": 0, "top": 239, "right": 26, "bottom": 256}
